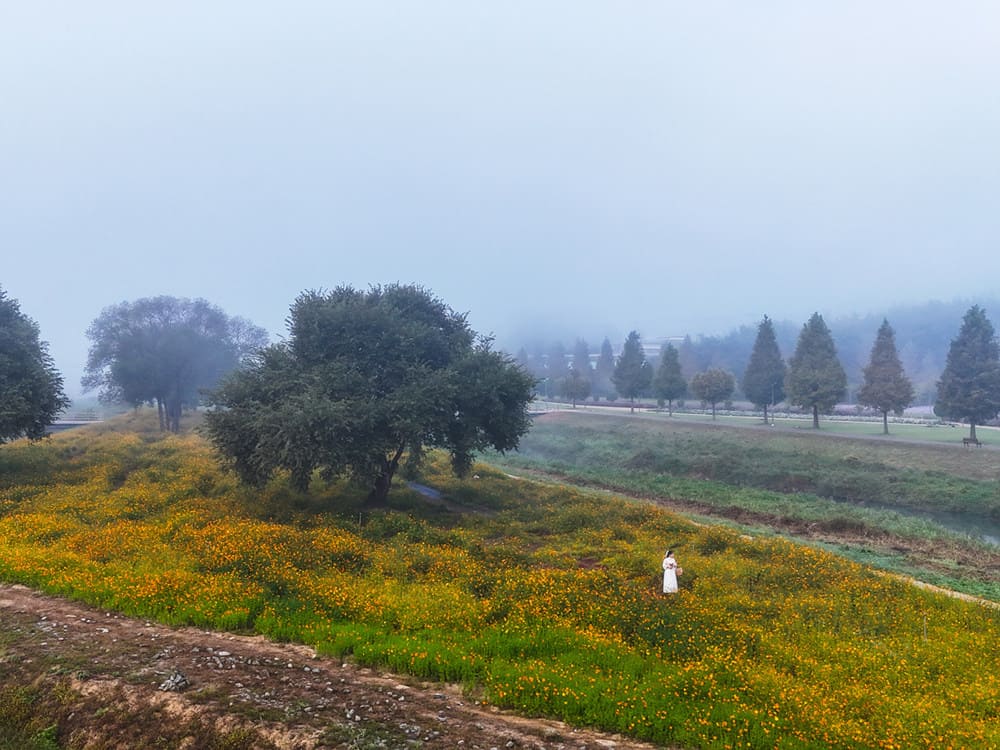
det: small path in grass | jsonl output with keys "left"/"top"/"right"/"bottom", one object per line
{"left": 0, "top": 583, "right": 666, "bottom": 750}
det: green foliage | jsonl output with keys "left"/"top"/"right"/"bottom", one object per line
{"left": 0, "top": 687, "right": 59, "bottom": 750}
{"left": 83, "top": 296, "right": 267, "bottom": 432}
{"left": 741, "top": 315, "right": 786, "bottom": 419}
{"left": 560, "top": 368, "right": 591, "bottom": 406}
{"left": 651, "top": 343, "right": 686, "bottom": 413}
{"left": 204, "top": 285, "right": 535, "bottom": 504}
{"left": 785, "top": 312, "right": 847, "bottom": 427}
{"left": 611, "top": 331, "right": 651, "bottom": 410}
{"left": 592, "top": 337, "right": 617, "bottom": 400}
{"left": 858, "top": 319, "right": 915, "bottom": 434}
{"left": 934, "top": 305, "right": 1000, "bottom": 435}
{"left": 0, "top": 287, "right": 69, "bottom": 443}
{"left": 689, "top": 368, "right": 735, "bottom": 418}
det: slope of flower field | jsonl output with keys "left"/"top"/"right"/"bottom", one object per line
{"left": 0, "top": 413, "right": 997, "bottom": 749}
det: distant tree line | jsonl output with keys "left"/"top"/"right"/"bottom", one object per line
{"left": 513, "top": 304, "right": 1000, "bottom": 437}
{"left": 3, "top": 282, "right": 1000, "bottom": 486}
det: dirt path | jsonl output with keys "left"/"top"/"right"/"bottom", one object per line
{"left": 0, "top": 583, "right": 665, "bottom": 750}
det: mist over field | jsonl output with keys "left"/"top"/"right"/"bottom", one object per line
{"left": 3, "top": 4, "right": 1000, "bottom": 399}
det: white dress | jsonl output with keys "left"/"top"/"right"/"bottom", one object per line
{"left": 662, "top": 556, "right": 678, "bottom": 593}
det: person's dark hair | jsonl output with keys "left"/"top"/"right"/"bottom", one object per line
{"left": 665, "top": 549, "right": 673, "bottom": 557}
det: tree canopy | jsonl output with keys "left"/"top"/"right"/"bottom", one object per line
{"left": 652, "top": 343, "right": 686, "bottom": 415}
{"left": 785, "top": 313, "right": 847, "bottom": 428}
{"left": 83, "top": 296, "right": 267, "bottom": 432}
{"left": 933, "top": 305, "right": 1000, "bottom": 441}
{"left": 203, "top": 284, "right": 536, "bottom": 504}
{"left": 0, "top": 287, "right": 70, "bottom": 442}
{"left": 561, "top": 367, "right": 591, "bottom": 407}
{"left": 612, "top": 331, "right": 651, "bottom": 412}
{"left": 742, "top": 315, "right": 786, "bottom": 424}
{"left": 858, "top": 319, "right": 914, "bottom": 435}
{"left": 690, "top": 368, "right": 735, "bottom": 420}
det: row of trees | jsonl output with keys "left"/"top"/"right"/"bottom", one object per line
{"left": 3, "top": 281, "right": 999, "bottom": 497}
{"left": 535, "top": 306, "right": 1000, "bottom": 437}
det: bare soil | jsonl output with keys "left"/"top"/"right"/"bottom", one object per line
{"left": 0, "top": 584, "right": 664, "bottom": 750}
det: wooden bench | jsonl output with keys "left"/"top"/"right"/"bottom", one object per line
{"left": 962, "top": 437, "right": 982, "bottom": 448}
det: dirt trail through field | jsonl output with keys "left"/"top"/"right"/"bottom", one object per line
{"left": 0, "top": 583, "right": 665, "bottom": 750}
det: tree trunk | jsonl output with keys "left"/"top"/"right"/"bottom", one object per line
{"left": 163, "top": 396, "right": 182, "bottom": 433}
{"left": 711, "top": 402, "right": 717, "bottom": 420}
{"left": 156, "top": 399, "right": 165, "bottom": 431}
{"left": 367, "top": 472, "right": 393, "bottom": 506}
{"left": 667, "top": 399, "right": 673, "bottom": 417}
{"left": 812, "top": 404, "right": 820, "bottom": 429}
{"left": 970, "top": 422, "right": 978, "bottom": 442}
{"left": 366, "top": 444, "right": 407, "bottom": 506}
{"left": 882, "top": 410, "right": 889, "bottom": 435}
{"left": 763, "top": 404, "right": 769, "bottom": 425}
{"left": 630, "top": 397, "right": 635, "bottom": 414}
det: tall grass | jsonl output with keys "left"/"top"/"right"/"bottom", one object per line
{"left": 0, "top": 416, "right": 997, "bottom": 748}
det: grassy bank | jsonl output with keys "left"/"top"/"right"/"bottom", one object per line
{"left": 490, "top": 412, "right": 1000, "bottom": 598}
{"left": 0, "top": 416, "right": 998, "bottom": 748}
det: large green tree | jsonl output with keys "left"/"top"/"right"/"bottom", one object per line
{"left": 204, "top": 284, "right": 536, "bottom": 504}
{"left": 933, "top": 305, "right": 1000, "bottom": 442}
{"left": 742, "top": 315, "right": 786, "bottom": 424}
{"left": 83, "top": 296, "right": 267, "bottom": 432}
{"left": 0, "top": 287, "right": 70, "bottom": 442}
{"left": 613, "top": 331, "right": 651, "bottom": 413}
{"left": 858, "top": 319, "right": 914, "bottom": 435}
{"left": 785, "top": 313, "right": 847, "bottom": 429}
{"left": 690, "top": 368, "right": 735, "bottom": 420}
{"left": 652, "top": 343, "right": 687, "bottom": 416}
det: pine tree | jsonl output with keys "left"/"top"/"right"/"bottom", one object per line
{"left": 546, "top": 341, "right": 569, "bottom": 399}
{"left": 613, "top": 331, "right": 651, "bottom": 413}
{"left": 742, "top": 315, "right": 786, "bottom": 424}
{"left": 933, "top": 306, "right": 1000, "bottom": 443}
{"left": 785, "top": 313, "right": 847, "bottom": 428}
{"left": 858, "top": 319, "right": 914, "bottom": 435}
{"left": 652, "top": 343, "right": 687, "bottom": 415}
{"left": 594, "top": 337, "right": 616, "bottom": 401}
{"left": 572, "top": 339, "right": 592, "bottom": 388}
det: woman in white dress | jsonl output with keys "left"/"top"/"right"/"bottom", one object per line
{"left": 662, "top": 549, "right": 680, "bottom": 594}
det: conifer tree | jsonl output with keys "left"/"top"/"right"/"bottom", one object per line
{"left": 572, "top": 339, "right": 592, "bottom": 385}
{"left": 858, "top": 319, "right": 914, "bottom": 435}
{"left": 612, "top": 330, "right": 651, "bottom": 413}
{"left": 547, "top": 341, "right": 569, "bottom": 385}
{"left": 742, "top": 315, "right": 786, "bottom": 424}
{"left": 652, "top": 343, "right": 687, "bottom": 415}
{"left": 594, "top": 337, "right": 616, "bottom": 400}
{"left": 785, "top": 313, "right": 847, "bottom": 428}
{"left": 934, "top": 305, "right": 1000, "bottom": 443}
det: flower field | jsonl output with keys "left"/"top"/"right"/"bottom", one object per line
{"left": 0, "top": 417, "right": 998, "bottom": 749}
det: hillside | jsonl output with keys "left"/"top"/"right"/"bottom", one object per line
{"left": 0, "top": 413, "right": 998, "bottom": 748}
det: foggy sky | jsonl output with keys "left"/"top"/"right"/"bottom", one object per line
{"left": 3, "top": 3, "right": 1000, "bottom": 396}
